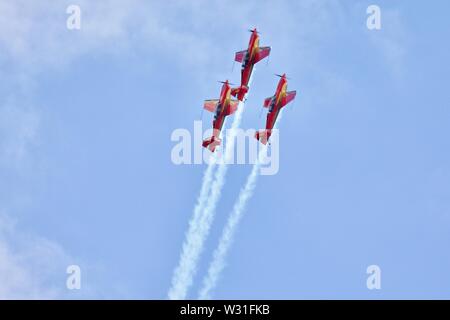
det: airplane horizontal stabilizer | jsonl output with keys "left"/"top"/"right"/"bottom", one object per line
{"left": 255, "top": 129, "right": 271, "bottom": 145}
{"left": 231, "top": 86, "right": 248, "bottom": 101}
{"left": 202, "top": 136, "right": 221, "bottom": 152}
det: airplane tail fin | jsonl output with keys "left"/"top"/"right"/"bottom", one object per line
{"left": 231, "top": 85, "right": 248, "bottom": 101}
{"left": 202, "top": 136, "right": 221, "bottom": 152}
{"left": 255, "top": 130, "right": 271, "bottom": 145}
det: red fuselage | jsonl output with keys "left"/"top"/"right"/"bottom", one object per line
{"left": 240, "top": 30, "right": 260, "bottom": 88}
{"left": 265, "top": 75, "right": 288, "bottom": 131}
{"left": 211, "top": 81, "right": 233, "bottom": 136}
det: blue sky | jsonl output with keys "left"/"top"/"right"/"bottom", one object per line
{"left": 1, "top": 0, "right": 449, "bottom": 299}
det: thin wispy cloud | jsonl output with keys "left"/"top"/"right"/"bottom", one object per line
{"left": 0, "top": 214, "right": 71, "bottom": 299}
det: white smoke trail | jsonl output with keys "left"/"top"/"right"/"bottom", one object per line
{"left": 199, "top": 110, "right": 283, "bottom": 299}
{"left": 168, "top": 156, "right": 217, "bottom": 300}
{"left": 169, "top": 68, "right": 255, "bottom": 300}
{"left": 198, "top": 145, "right": 267, "bottom": 299}
{"left": 168, "top": 100, "right": 246, "bottom": 300}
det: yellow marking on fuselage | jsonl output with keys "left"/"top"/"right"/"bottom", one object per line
{"left": 224, "top": 89, "right": 231, "bottom": 107}
{"left": 250, "top": 37, "right": 259, "bottom": 60}
{"left": 276, "top": 82, "right": 287, "bottom": 106}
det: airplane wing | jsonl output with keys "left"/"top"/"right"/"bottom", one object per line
{"left": 263, "top": 96, "right": 274, "bottom": 108}
{"left": 224, "top": 100, "right": 239, "bottom": 115}
{"left": 235, "top": 50, "right": 247, "bottom": 63}
{"left": 254, "top": 46, "right": 271, "bottom": 63}
{"left": 281, "top": 91, "right": 297, "bottom": 108}
{"left": 203, "top": 99, "right": 219, "bottom": 112}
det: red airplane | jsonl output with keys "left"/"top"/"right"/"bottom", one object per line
{"left": 233, "top": 28, "right": 271, "bottom": 101}
{"left": 255, "top": 74, "right": 296, "bottom": 145}
{"left": 202, "top": 80, "right": 241, "bottom": 152}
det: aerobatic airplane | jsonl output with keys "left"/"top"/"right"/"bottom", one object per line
{"left": 202, "top": 80, "right": 242, "bottom": 152}
{"left": 233, "top": 28, "right": 271, "bottom": 101}
{"left": 256, "top": 74, "right": 297, "bottom": 145}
